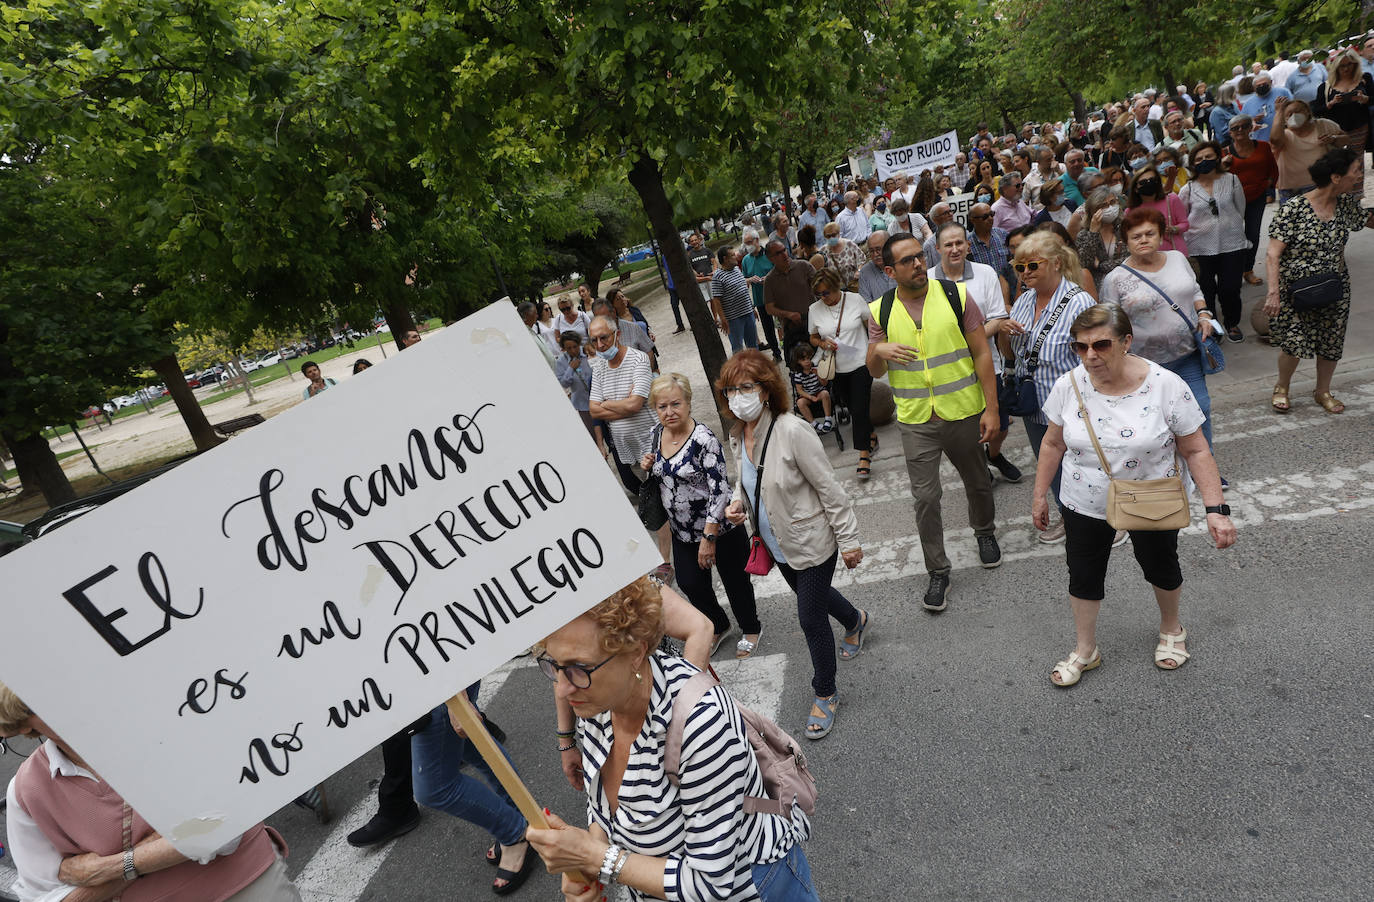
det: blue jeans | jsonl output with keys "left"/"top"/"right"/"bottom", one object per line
{"left": 1162, "top": 351, "right": 1213, "bottom": 449}
{"left": 1022, "top": 417, "right": 1062, "bottom": 508}
{"left": 752, "top": 844, "right": 820, "bottom": 901}
{"left": 728, "top": 313, "right": 760, "bottom": 353}
{"left": 411, "top": 691, "right": 528, "bottom": 846}
{"left": 1278, "top": 185, "right": 1313, "bottom": 205}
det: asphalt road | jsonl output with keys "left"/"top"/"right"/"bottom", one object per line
{"left": 6, "top": 200, "right": 1374, "bottom": 901}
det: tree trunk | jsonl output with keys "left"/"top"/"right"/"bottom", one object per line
{"left": 2, "top": 427, "right": 76, "bottom": 506}
{"left": 150, "top": 353, "right": 225, "bottom": 451}
{"left": 627, "top": 152, "right": 730, "bottom": 440}
{"left": 233, "top": 355, "right": 256, "bottom": 404}
{"left": 777, "top": 148, "right": 789, "bottom": 215}
{"left": 1056, "top": 77, "right": 1087, "bottom": 123}
{"left": 383, "top": 301, "right": 417, "bottom": 352}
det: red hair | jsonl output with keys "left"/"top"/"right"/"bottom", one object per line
{"left": 1122, "top": 206, "right": 1165, "bottom": 237}
{"left": 716, "top": 349, "right": 790, "bottom": 423}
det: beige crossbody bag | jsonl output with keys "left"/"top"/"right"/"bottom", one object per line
{"left": 1069, "top": 374, "right": 1191, "bottom": 531}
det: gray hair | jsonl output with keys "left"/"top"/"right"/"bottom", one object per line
{"left": 1071, "top": 303, "right": 1133, "bottom": 340}
{"left": 1228, "top": 113, "right": 1253, "bottom": 131}
{"left": 516, "top": 300, "right": 537, "bottom": 319}
{"left": 928, "top": 202, "right": 951, "bottom": 218}
{"left": 1216, "top": 83, "right": 1237, "bottom": 106}
{"left": 1078, "top": 170, "right": 1105, "bottom": 194}
{"left": 742, "top": 227, "right": 760, "bottom": 242}
{"left": 588, "top": 314, "right": 618, "bottom": 336}
{"left": 1084, "top": 186, "right": 1118, "bottom": 221}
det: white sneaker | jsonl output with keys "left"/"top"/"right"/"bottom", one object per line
{"left": 1037, "top": 521, "right": 1067, "bottom": 544}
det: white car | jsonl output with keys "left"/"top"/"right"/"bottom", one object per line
{"left": 110, "top": 395, "right": 140, "bottom": 409}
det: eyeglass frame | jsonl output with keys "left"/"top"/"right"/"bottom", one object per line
{"left": 536, "top": 652, "right": 617, "bottom": 689}
{"left": 1070, "top": 338, "right": 1118, "bottom": 354}
{"left": 721, "top": 381, "right": 761, "bottom": 397}
{"left": 1012, "top": 258, "right": 1048, "bottom": 273}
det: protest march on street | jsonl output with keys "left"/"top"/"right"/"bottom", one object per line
{"left": 4, "top": 9, "right": 1374, "bottom": 902}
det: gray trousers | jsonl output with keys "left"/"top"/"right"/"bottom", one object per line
{"left": 225, "top": 856, "right": 302, "bottom": 902}
{"left": 898, "top": 413, "right": 996, "bottom": 576}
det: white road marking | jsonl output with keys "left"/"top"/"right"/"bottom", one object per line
{"left": 294, "top": 656, "right": 528, "bottom": 901}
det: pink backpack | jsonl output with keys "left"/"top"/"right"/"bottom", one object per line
{"left": 664, "top": 671, "right": 817, "bottom": 820}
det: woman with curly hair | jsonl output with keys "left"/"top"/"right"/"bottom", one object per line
{"left": 718, "top": 349, "right": 867, "bottom": 740}
{"left": 528, "top": 577, "right": 819, "bottom": 901}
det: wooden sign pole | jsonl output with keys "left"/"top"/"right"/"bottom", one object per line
{"left": 446, "top": 691, "right": 591, "bottom": 887}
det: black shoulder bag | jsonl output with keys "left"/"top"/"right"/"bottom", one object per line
{"left": 637, "top": 424, "right": 669, "bottom": 531}
{"left": 1000, "top": 287, "right": 1081, "bottom": 417}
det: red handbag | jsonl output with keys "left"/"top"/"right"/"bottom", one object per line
{"left": 742, "top": 418, "right": 778, "bottom": 576}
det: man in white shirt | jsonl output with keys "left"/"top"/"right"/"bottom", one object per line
{"left": 1146, "top": 89, "right": 1164, "bottom": 121}
{"left": 835, "top": 191, "right": 870, "bottom": 243}
{"left": 1269, "top": 51, "right": 1298, "bottom": 89}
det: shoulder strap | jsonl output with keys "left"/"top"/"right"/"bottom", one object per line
{"left": 664, "top": 671, "right": 720, "bottom": 784}
{"left": 1024, "top": 286, "right": 1081, "bottom": 371}
{"left": 748, "top": 417, "right": 779, "bottom": 533}
{"left": 1118, "top": 264, "right": 1196, "bottom": 334}
{"left": 1068, "top": 374, "right": 1113, "bottom": 477}
{"left": 878, "top": 288, "right": 897, "bottom": 337}
{"left": 937, "top": 279, "right": 965, "bottom": 333}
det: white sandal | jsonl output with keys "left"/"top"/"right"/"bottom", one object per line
{"left": 1050, "top": 648, "right": 1102, "bottom": 687}
{"left": 1154, "top": 629, "right": 1189, "bottom": 670}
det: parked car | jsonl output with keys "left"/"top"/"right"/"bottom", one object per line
{"left": 279, "top": 346, "right": 301, "bottom": 360}
{"left": 184, "top": 375, "right": 202, "bottom": 388}
{"left": 111, "top": 395, "right": 140, "bottom": 409}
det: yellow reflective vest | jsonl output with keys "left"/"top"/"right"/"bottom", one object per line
{"left": 871, "top": 281, "right": 986, "bottom": 425}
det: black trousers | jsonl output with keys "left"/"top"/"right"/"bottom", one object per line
{"left": 668, "top": 289, "right": 684, "bottom": 329}
{"left": 1063, "top": 508, "right": 1183, "bottom": 601}
{"left": 756, "top": 304, "right": 782, "bottom": 358}
{"left": 377, "top": 726, "right": 419, "bottom": 820}
{"left": 832, "top": 366, "right": 874, "bottom": 451}
{"left": 672, "top": 527, "right": 760, "bottom": 635}
{"left": 776, "top": 551, "right": 861, "bottom": 698}
{"left": 1196, "top": 249, "right": 1246, "bottom": 329}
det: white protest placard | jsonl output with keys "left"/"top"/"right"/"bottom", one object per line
{"left": 874, "top": 130, "right": 960, "bottom": 182}
{"left": 0, "top": 302, "right": 663, "bottom": 858}
{"left": 945, "top": 191, "right": 977, "bottom": 228}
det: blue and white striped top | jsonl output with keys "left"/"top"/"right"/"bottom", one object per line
{"left": 579, "top": 653, "right": 806, "bottom": 901}
{"left": 1008, "top": 278, "right": 1097, "bottom": 425}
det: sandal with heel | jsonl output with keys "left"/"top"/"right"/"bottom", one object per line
{"left": 856, "top": 451, "right": 872, "bottom": 481}
{"left": 1050, "top": 648, "right": 1102, "bottom": 687}
{"left": 1155, "top": 629, "right": 1190, "bottom": 670}
{"left": 1314, "top": 391, "right": 1345, "bottom": 414}
{"left": 1271, "top": 385, "right": 1290, "bottom": 414}
{"left": 805, "top": 694, "right": 838, "bottom": 740}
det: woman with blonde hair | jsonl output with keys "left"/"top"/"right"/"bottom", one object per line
{"left": 1313, "top": 49, "right": 1373, "bottom": 194}
{"left": 528, "top": 578, "right": 818, "bottom": 901}
{"left": 639, "top": 372, "right": 762, "bottom": 658}
{"left": 1007, "top": 230, "right": 1098, "bottom": 544}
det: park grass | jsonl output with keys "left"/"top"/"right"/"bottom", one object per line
{"left": 0, "top": 450, "right": 188, "bottom": 525}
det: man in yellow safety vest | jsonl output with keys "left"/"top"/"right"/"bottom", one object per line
{"left": 866, "top": 232, "right": 1002, "bottom": 613}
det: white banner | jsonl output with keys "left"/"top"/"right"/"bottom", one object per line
{"left": 945, "top": 191, "right": 978, "bottom": 228}
{"left": 0, "top": 302, "right": 663, "bottom": 858}
{"left": 874, "top": 130, "right": 960, "bottom": 182}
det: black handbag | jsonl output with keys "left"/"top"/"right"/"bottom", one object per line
{"left": 637, "top": 425, "right": 669, "bottom": 531}
{"left": 1288, "top": 271, "right": 1343, "bottom": 311}
{"left": 1006, "top": 287, "right": 1083, "bottom": 417}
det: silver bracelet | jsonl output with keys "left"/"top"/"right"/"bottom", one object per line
{"left": 610, "top": 848, "right": 630, "bottom": 884}
{"left": 599, "top": 844, "right": 622, "bottom": 884}
{"left": 123, "top": 849, "right": 138, "bottom": 882}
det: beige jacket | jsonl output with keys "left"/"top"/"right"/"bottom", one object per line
{"left": 732, "top": 410, "right": 861, "bottom": 569}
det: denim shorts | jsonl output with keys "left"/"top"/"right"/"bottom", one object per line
{"left": 752, "top": 844, "right": 820, "bottom": 902}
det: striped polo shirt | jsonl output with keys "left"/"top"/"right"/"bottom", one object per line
{"left": 710, "top": 267, "right": 755, "bottom": 321}
{"left": 1008, "top": 278, "right": 1097, "bottom": 425}
{"left": 579, "top": 653, "right": 806, "bottom": 901}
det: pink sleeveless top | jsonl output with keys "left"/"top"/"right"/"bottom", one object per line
{"left": 12, "top": 746, "right": 283, "bottom": 901}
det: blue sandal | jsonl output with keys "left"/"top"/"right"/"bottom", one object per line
{"left": 839, "top": 610, "right": 870, "bottom": 661}
{"left": 805, "top": 694, "right": 838, "bottom": 740}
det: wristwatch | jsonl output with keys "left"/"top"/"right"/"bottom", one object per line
{"left": 702, "top": 533, "right": 718, "bottom": 543}
{"left": 123, "top": 849, "right": 138, "bottom": 882}
{"left": 1204, "top": 504, "right": 1230, "bottom": 516}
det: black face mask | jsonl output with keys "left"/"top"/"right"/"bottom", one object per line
{"left": 1194, "top": 159, "right": 1218, "bottom": 175}
{"left": 1137, "top": 180, "right": 1160, "bottom": 197}
{"left": 1256, "top": 84, "right": 1271, "bottom": 97}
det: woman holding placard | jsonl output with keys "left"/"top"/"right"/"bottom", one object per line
{"left": 528, "top": 577, "right": 819, "bottom": 901}
{"left": 1, "top": 681, "right": 303, "bottom": 900}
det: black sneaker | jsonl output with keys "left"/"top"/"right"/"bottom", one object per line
{"left": 977, "top": 535, "right": 1002, "bottom": 569}
{"left": 1226, "top": 326, "right": 1244, "bottom": 343}
{"left": 347, "top": 809, "right": 422, "bottom": 848}
{"left": 988, "top": 453, "right": 1022, "bottom": 483}
{"left": 923, "top": 573, "right": 951, "bottom": 612}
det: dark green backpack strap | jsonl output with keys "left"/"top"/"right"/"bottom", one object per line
{"left": 937, "top": 278, "right": 965, "bottom": 333}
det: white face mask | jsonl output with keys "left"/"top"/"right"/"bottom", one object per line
{"left": 1100, "top": 205, "right": 1120, "bottom": 223}
{"left": 1287, "top": 114, "right": 1308, "bottom": 129}
{"left": 1110, "top": 184, "right": 1125, "bottom": 196}
{"left": 728, "top": 390, "right": 764, "bottom": 422}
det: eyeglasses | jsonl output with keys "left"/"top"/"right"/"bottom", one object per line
{"left": 559, "top": 306, "right": 572, "bottom": 312}
{"left": 890, "top": 253, "right": 923, "bottom": 268}
{"left": 1012, "top": 258, "right": 1048, "bottom": 273}
{"left": 590, "top": 332, "right": 616, "bottom": 347}
{"left": 722, "top": 381, "right": 760, "bottom": 396}
{"left": 1070, "top": 338, "right": 1117, "bottom": 354}
{"left": 536, "top": 652, "right": 617, "bottom": 689}
{"left": 970, "top": 213, "right": 992, "bottom": 221}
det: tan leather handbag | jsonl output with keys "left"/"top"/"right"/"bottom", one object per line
{"left": 1070, "top": 375, "right": 1190, "bottom": 531}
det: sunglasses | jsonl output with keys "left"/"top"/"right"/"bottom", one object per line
{"left": 722, "top": 381, "right": 760, "bottom": 397}
{"left": 1070, "top": 338, "right": 1117, "bottom": 354}
{"left": 1207, "top": 197, "right": 1219, "bottom": 216}
{"left": 536, "top": 652, "right": 616, "bottom": 689}
{"left": 1012, "top": 258, "right": 1048, "bottom": 273}
{"left": 970, "top": 213, "right": 993, "bottom": 221}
